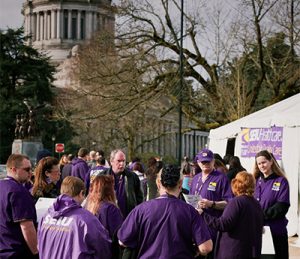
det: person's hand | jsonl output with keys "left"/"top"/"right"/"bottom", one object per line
{"left": 199, "top": 198, "right": 212, "bottom": 209}
{"left": 196, "top": 206, "right": 203, "bottom": 215}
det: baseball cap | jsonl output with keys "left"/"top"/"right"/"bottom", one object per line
{"left": 196, "top": 148, "right": 214, "bottom": 162}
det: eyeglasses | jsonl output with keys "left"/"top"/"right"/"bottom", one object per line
{"left": 49, "top": 169, "right": 60, "bottom": 174}
{"left": 197, "top": 160, "right": 211, "bottom": 164}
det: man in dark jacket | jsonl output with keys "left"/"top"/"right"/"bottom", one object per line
{"left": 101, "top": 149, "right": 143, "bottom": 217}
{"left": 71, "top": 148, "right": 89, "bottom": 182}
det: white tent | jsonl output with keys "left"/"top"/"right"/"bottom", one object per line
{"left": 209, "top": 93, "right": 300, "bottom": 237}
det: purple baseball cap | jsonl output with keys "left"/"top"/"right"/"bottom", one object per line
{"left": 196, "top": 148, "right": 214, "bottom": 162}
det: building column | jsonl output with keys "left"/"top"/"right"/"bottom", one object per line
{"left": 77, "top": 10, "right": 81, "bottom": 40}
{"left": 43, "top": 11, "right": 47, "bottom": 40}
{"left": 68, "top": 9, "right": 72, "bottom": 39}
{"left": 56, "top": 9, "right": 61, "bottom": 39}
{"left": 85, "top": 11, "right": 92, "bottom": 39}
{"left": 51, "top": 9, "right": 56, "bottom": 39}
{"left": 32, "top": 13, "right": 36, "bottom": 41}
{"left": 40, "top": 12, "right": 44, "bottom": 40}
{"left": 24, "top": 15, "right": 28, "bottom": 36}
{"left": 47, "top": 11, "right": 51, "bottom": 40}
{"left": 28, "top": 12, "right": 33, "bottom": 43}
{"left": 36, "top": 12, "right": 40, "bottom": 41}
{"left": 93, "top": 11, "right": 97, "bottom": 32}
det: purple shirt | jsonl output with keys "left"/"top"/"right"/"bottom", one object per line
{"left": 114, "top": 173, "right": 127, "bottom": 217}
{"left": 118, "top": 194, "right": 211, "bottom": 259}
{"left": 38, "top": 194, "right": 111, "bottom": 259}
{"left": 190, "top": 170, "right": 233, "bottom": 240}
{"left": 96, "top": 201, "right": 123, "bottom": 238}
{"left": 254, "top": 173, "right": 290, "bottom": 235}
{"left": 0, "top": 177, "right": 37, "bottom": 258}
{"left": 203, "top": 195, "right": 264, "bottom": 259}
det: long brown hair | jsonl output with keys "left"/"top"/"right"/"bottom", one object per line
{"left": 253, "top": 150, "right": 286, "bottom": 179}
{"left": 85, "top": 175, "right": 117, "bottom": 216}
{"left": 32, "top": 156, "right": 59, "bottom": 196}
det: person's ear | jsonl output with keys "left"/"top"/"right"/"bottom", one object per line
{"left": 178, "top": 179, "right": 183, "bottom": 190}
{"left": 45, "top": 171, "right": 50, "bottom": 177}
{"left": 156, "top": 178, "right": 161, "bottom": 190}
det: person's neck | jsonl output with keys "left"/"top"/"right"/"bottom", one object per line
{"left": 263, "top": 170, "right": 272, "bottom": 178}
{"left": 113, "top": 170, "right": 124, "bottom": 176}
{"left": 159, "top": 188, "right": 180, "bottom": 198}
{"left": 202, "top": 170, "right": 212, "bottom": 180}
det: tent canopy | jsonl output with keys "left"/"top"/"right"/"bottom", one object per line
{"left": 210, "top": 93, "right": 300, "bottom": 140}
{"left": 208, "top": 93, "right": 300, "bottom": 237}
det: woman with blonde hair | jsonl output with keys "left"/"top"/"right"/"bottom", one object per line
{"left": 253, "top": 150, "right": 290, "bottom": 259}
{"left": 198, "top": 171, "right": 264, "bottom": 259}
{"left": 31, "top": 156, "right": 61, "bottom": 203}
{"left": 84, "top": 174, "right": 123, "bottom": 238}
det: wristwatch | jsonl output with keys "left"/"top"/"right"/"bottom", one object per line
{"left": 211, "top": 201, "right": 216, "bottom": 208}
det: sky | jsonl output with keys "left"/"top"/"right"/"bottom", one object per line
{"left": 0, "top": 0, "right": 24, "bottom": 29}
{"left": 0, "top": 0, "right": 237, "bottom": 30}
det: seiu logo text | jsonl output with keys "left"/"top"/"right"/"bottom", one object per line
{"left": 43, "top": 215, "right": 73, "bottom": 227}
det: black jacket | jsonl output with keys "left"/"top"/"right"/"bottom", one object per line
{"left": 101, "top": 167, "right": 144, "bottom": 216}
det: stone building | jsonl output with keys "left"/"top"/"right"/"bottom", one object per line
{"left": 22, "top": 0, "right": 114, "bottom": 63}
{"left": 22, "top": 0, "right": 208, "bottom": 161}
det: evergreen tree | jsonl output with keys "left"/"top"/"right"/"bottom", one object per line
{"left": 0, "top": 28, "right": 56, "bottom": 162}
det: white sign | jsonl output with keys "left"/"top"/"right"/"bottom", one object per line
{"left": 35, "top": 197, "right": 56, "bottom": 223}
{"left": 261, "top": 226, "right": 275, "bottom": 254}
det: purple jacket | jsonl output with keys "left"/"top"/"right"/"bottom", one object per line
{"left": 71, "top": 158, "right": 89, "bottom": 181}
{"left": 38, "top": 194, "right": 111, "bottom": 259}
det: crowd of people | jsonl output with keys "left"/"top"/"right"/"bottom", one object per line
{"left": 0, "top": 147, "right": 290, "bottom": 259}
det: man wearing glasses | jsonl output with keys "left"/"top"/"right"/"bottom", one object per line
{"left": 0, "top": 154, "right": 38, "bottom": 258}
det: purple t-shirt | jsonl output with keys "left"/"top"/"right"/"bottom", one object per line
{"left": 118, "top": 194, "right": 211, "bottom": 259}
{"left": 96, "top": 201, "right": 123, "bottom": 238}
{"left": 0, "top": 177, "right": 37, "bottom": 258}
{"left": 254, "top": 174, "right": 290, "bottom": 235}
{"left": 190, "top": 170, "right": 233, "bottom": 240}
{"left": 203, "top": 195, "right": 264, "bottom": 259}
{"left": 38, "top": 194, "right": 112, "bottom": 259}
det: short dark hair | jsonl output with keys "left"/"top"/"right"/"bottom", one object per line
{"left": 97, "top": 150, "right": 105, "bottom": 157}
{"left": 160, "top": 164, "right": 181, "bottom": 188}
{"left": 133, "top": 162, "right": 144, "bottom": 173}
{"left": 78, "top": 148, "right": 89, "bottom": 158}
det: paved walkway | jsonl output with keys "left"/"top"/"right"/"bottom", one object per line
{"left": 289, "top": 236, "right": 300, "bottom": 258}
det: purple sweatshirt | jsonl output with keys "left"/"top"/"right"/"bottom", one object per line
{"left": 38, "top": 194, "right": 111, "bottom": 259}
{"left": 71, "top": 158, "right": 89, "bottom": 181}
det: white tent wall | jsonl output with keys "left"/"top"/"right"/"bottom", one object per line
{"left": 208, "top": 93, "right": 300, "bottom": 237}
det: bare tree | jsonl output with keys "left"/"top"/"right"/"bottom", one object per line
{"left": 56, "top": 0, "right": 299, "bottom": 155}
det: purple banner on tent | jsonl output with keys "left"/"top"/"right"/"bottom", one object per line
{"left": 241, "top": 127, "right": 283, "bottom": 160}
